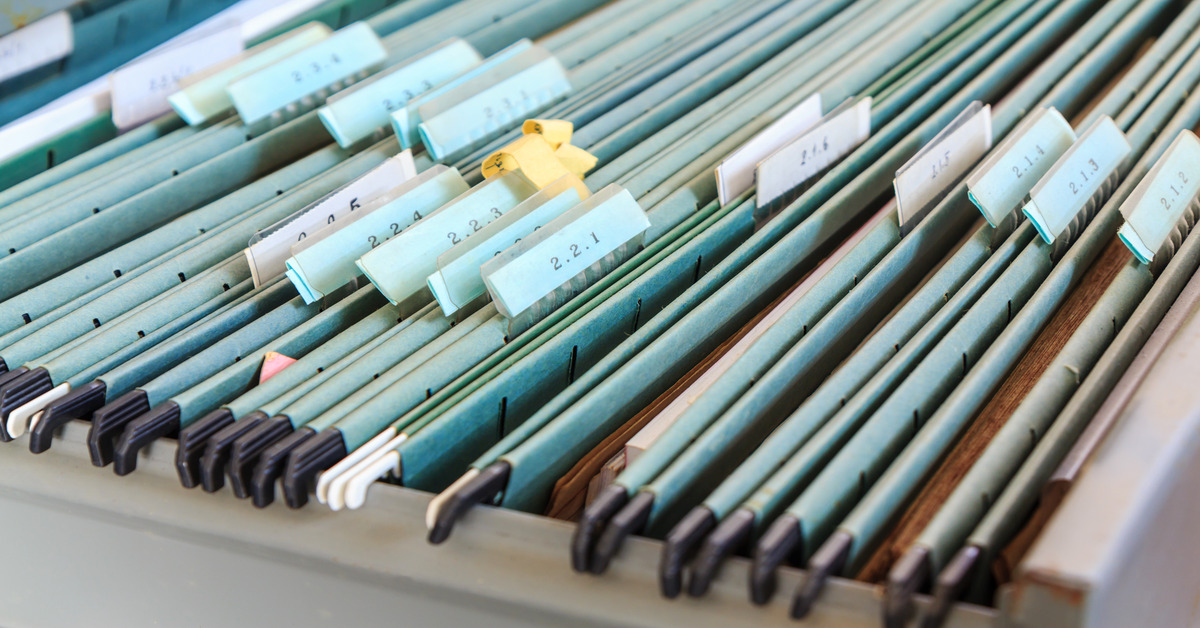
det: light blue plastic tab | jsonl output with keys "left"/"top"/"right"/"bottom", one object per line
{"left": 318, "top": 38, "right": 483, "bottom": 149}
{"left": 1117, "top": 131, "right": 1200, "bottom": 264}
{"left": 966, "top": 107, "right": 1076, "bottom": 227}
{"left": 285, "top": 166, "right": 468, "bottom": 304}
{"left": 1022, "top": 116, "right": 1131, "bottom": 243}
{"left": 427, "top": 179, "right": 582, "bottom": 316}
{"left": 416, "top": 43, "right": 572, "bottom": 161}
{"left": 227, "top": 22, "right": 388, "bottom": 126}
{"left": 357, "top": 171, "right": 539, "bottom": 306}
{"left": 481, "top": 184, "right": 650, "bottom": 318}
{"left": 284, "top": 268, "right": 318, "bottom": 304}
{"left": 388, "top": 40, "right": 532, "bottom": 150}
{"left": 168, "top": 23, "right": 332, "bottom": 125}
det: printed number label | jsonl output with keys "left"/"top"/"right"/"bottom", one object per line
{"left": 365, "top": 212, "right": 423, "bottom": 249}
{"left": 483, "top": 90, "right": 531, "bottom": 120}
{"left": 1160, "top": 171, "right": 1191, "bottom": 212}
{"left": 291, "top": 53, "right": 342, "bottom": 83}
{"left": 930, "top": 151, "right": 952, "bottom": 180}
{"left": 444, "top": 207, "right": 505, "bottom": 245}
{"left": 548, "top": 232, "right": 600, "bottom": 270}
{"left": 148, "top": 67, "right": 194, "bottom": 94}
{"left": 381, "top": 80, "right": 434, "bottom": 112}
{"left": 1067, "top": 159, "right": 1100, "bottom": 195}
{"left": 1009, "top": 144, "right": 1047, "bottom": 180}
{"left": 799, "top": 137, "right": 831, "bottom": 167}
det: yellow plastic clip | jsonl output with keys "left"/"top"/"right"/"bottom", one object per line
{"left": 522, "top": 119, "right": 573, "bottom": 149}
{"left": 553, "top": 143, "right": 598, "bottom": 179}
{"left": 483, "top": 119, "right": 597, "bottom": 200}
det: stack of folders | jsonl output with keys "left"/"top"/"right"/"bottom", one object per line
{"left": 2, "top": 0, "right": 1200, "bottom": 624}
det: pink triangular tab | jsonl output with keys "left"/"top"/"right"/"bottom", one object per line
{"left": 259, "top": 351, "right": 297, "bottom": 384}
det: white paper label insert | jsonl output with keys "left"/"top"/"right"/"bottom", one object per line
{"left": 715, "top": 93, "right": 822, "bottom": 206}
{"left": 110, "top": 24, "right": 243, "bottom": 130}
{"left": 757, "top": 97, "right": 871, "bottom": 207}
{"left": 0, "top": 11, "right": 73, "bottom": 83}
{"left": 894, "top": 101, "right": 993, "bottom": 226}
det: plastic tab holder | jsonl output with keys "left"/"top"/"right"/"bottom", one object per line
{"left": 714, "top": 93, "right": 822, "bottom": 206}
{"left": 285, "top": 166, "right": 468, "bottom": 303}
{"left": 110, "top": 23, "right": 244, "bottom": 130}
{"left": 356, "top": 171, "right": 540, "bottom": 306}
{"left": 416, "top": 42, "right": 571, "bottom": 162}
{"left": 756, "top": 97, "right": 872, "bottom": 209}
{"left": 1022, "top": 116, "right": 1131, "bottom": 244}
{"left": 894, "top": 101, "right": 993, "bottom": 228}
{"left": 389, "top": 40, "right": 533, "bottom": 150}
{"left": 0, "top": 11, "right": 73, "bottom": 83}
{"left": 226, "top": 22, "right": 388, "bottom": 126}
{"left": 1117, "top": 130, "right": 1200, "bottom": 263}
{"left": 428, "top": 177, "right": 582, "bottom": 316}
{"left": 966, "top": 106, "right": 1076, "bottom": 227}
{"left": 481, "top": 184, "right": 650, "bottom": 319}
{"left": 168, "top": 23, "right": 332, "bottom": 125}
{"left": 318, "top": 38, "right": 482, "bottom": 148}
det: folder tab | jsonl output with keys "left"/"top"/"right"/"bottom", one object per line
{"left": 1023, "top": 116, "right": 1131, "bottom": 244}
{"left": 894, "top": 101, "right": 993, "bottom": 227}
{"left": 227, "top": 22, "right": 387, "bottom": 126}
{"left": 357, "top": 171, "right": 540, "bottom": 306}
{"left": 246, "top": 151, "right": 418, "bottom": 287}
{"left": 757, "top": 97, "right": 872, "bottom": 208}
{"left": 388, "top": 40, "right": 533, "bottom": 149}
{"left": 168, "top": 23, "right": 332, "bottom": 125}
{"left": 481, "top": 184, "right": 650, "bottom": 319}
{"left": 1117, "top": 131, "right": 1200, "bottom": 263}
{"left": 0, "top": 11, "right": 72, "bottom": 83}
{"left": 715, "top": 93, "right": 822, "bottom": 206}
{"left": 966, "top": 107, "right": 1075, "bottom": 227}
{"left": 286, "top": 165, "right": 469, "bottom": 304}
{"left": 417, "top": 42, "right": 572, "bottom": 161}
{"left": 318, "top": 38, "right": 483, "bottom": 149}
{"left": 110, "top": 24, "right": 245, "bottom": 131}
{"left": 428, "top": 178, "right": 582, "bottom": 316}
